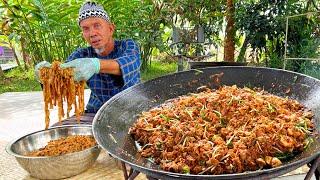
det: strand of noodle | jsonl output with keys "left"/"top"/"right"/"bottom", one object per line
{"left": 39, "top": 61, "right": 85, "bottom": 129}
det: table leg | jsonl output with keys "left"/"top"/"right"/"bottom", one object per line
{"left": 315, "top": 166, "right": 320, "bottom": 180}
{"left": 128, "top": 170, "right": 140, "bottom": 180}
{"left": 121, "top": 162, "right": 141, "bottom": 180}
{"left": 121, "top": 162, "right": 129, "bottom": 180}
{"left": 306, "top": 156, "right": 320, "bottom": 180}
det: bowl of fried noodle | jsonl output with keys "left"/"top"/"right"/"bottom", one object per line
{"left": 6, "top": 125, "right": 101, "bottom": 179}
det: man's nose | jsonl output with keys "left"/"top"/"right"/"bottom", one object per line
{"left": 89, "top": 28, "right": 97, "bottom": 37}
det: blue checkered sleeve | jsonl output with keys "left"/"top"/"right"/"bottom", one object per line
{"left": 116, "top": 39, "right": 141, "bottom": 87}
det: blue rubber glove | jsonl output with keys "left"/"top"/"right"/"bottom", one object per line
{"left": 60, "top": 58, "right": 100, "bottom": 82}
{"left": 34, "top": 61, "right": 51, "bottom": 81}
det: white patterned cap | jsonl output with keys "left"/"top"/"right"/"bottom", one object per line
{"left": 78, "top": 1, "right": 110, "bottom": 25}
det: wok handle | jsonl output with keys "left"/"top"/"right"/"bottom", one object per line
{"left": 305, "top": 155, "right": 320, "bottom": 180}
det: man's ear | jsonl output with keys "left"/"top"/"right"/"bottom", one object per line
{"left": 109, "top": 23, "right": 116, "bottom": 33}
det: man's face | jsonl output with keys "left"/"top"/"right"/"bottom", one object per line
{"left": 80, "top": 17, "right": 115, "bottom": 54}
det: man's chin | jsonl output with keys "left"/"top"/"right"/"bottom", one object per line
{"left": 94, "top": 47, "right": 105, "bottom": 55}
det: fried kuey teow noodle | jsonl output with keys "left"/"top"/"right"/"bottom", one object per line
{"left": 129, "top": 85, "right": 315, "bottom": 175}
{"left": 39, "top": 61, "right": 85, "bottom": 129}
{"left": 27, "top": 135, "right": 96, "bottom": 157}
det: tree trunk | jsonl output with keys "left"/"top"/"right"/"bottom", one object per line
{"left": 20, "top": 38, "right": 29, "bottom": 70}
{"left": 9, "top": 42, "right": 21, "bottom": 67}
{"left": 224, "top": 0, "right": 235, "bottom": 62}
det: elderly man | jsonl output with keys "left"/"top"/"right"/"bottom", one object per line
{"left": 35, "top": 1, "right": 141, "bottom": 125}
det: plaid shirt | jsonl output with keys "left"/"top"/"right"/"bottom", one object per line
{"left": 67, "top": 39, "right": 141, "bottom": 113}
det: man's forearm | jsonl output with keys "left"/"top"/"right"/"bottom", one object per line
{"left": 99, "top": 59, "right": 121, "bottom": 75}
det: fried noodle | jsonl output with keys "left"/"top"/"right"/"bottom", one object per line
{"left": 27, "top": 135, "right": 96, "bottom": 157}
{"left": 129, "top": 85, "right": 315, "bottom": 175}
{"left": 39, "top": 61, "right": 85, "bottom": 129}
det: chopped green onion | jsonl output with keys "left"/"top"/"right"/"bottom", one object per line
{"left": 267, "top": 102, "right": 276, "bottom": 113}
{"left": 160, "top": 114, "right": 170, "bottom": 122}
{"left": 182, "top": 165, "right": 190, "bottom": 174}
{"left": 304, "top": 137, "right": 314, "bottom": 149}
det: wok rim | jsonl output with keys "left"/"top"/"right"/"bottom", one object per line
{"left": 93, "top": 66, "right": 320, "bottom": 178}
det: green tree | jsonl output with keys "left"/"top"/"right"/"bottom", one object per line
{"left": 235, "top": 0, "right": 308, "bottom": 66}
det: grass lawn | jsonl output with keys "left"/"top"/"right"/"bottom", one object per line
{"left": 141, "top": 61, "right": 177, "bottom": 81}
{"left": 0, "top": 61, "right": 177, "bottom": 94}
{"left": 0, "top": 67, "right": 42, "bottom": 94}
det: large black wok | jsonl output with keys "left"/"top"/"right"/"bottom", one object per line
{"left": 93, "top": 66, "right": 320, "bottom": 179}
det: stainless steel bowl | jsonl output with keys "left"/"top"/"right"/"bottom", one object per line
{"left": 6, "top": 125, "right": 101, "bottom": 179}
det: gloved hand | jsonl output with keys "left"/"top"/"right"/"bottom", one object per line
{"left": 34, "top": 61, "right": 51, "bottom": 81}
{"left": 60, "top": 58, "right": 100, "bottom": 82}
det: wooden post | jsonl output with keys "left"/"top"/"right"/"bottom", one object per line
{"left": 177, "top": 56, "right": 184, "bottom": 71}
{"left": 197, "top": 26, "right": 205, "bottom": 43}
{"left": 196, "top": 25, "right": 205, "bottom": 56}
{"left": 173, "top": 27, "right": 184, "bottom": 71}
{"left": 172, "top": 26, "right": 180, "bottom": 43}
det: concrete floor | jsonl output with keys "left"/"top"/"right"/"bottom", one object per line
{"left": 0, "top": 90, "right": 316, "bottom": 179}
{"left": 0, "top": 90, "right": 90, "bottom": 141}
